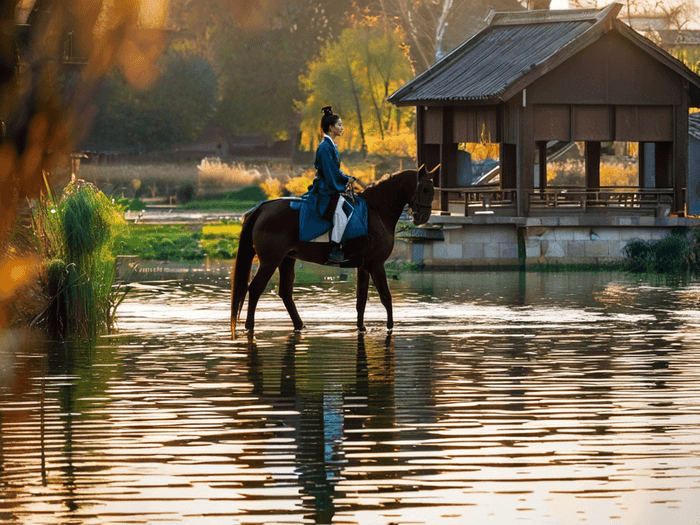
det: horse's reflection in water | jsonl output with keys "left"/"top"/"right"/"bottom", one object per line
{"left": 246, "top": 333, "right": 393, "bottom": 523}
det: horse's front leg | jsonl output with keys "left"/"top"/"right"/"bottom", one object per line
{"left": 279, "top": 256, "right": 304, "bottom": 331}
{"left": 370, "top": 264, "right": 393, "bottom": 331}
{"left": 356, "top": 267, "right": 370, "bottom": 332}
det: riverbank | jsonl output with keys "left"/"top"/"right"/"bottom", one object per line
{"left": 396, "top": 214, "right": 700, "bottom": 270}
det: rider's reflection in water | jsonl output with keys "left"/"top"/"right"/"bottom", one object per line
{"left": 246, "top": 333, "right": 391, "bottom": 524}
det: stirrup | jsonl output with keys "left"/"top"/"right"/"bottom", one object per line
{"left": 328, "top": 244, "right": 345, "bottom": 264}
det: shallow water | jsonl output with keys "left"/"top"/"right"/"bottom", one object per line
{"left": 2, "top": 271, "right": 700, "bottom": 524}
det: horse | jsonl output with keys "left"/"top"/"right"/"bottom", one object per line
{"left": 230, "top": 165, "right": 436, "bottom": 336}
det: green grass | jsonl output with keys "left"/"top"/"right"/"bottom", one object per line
{"left": 180, "top": 185, "right": 266, "bottom": 212}
{"left": 115, "top": 222, "right": 242, "bottom": 262}
{"left": 180, "top": 199, "right": 260, "bottom": 211}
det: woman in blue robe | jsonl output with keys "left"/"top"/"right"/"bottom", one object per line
{"left": 304, "top": 106, "right": 355, "bottom": 262}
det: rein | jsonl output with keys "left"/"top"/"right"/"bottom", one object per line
{"left": 359, "top": 169, "right": 433, "bottom": 222}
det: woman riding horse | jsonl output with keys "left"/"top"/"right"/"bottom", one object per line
{"left": 230, "top": 163, "right": 436, "bottom": 336}
{"left": 303, "top": 106, "right": 356, "bottom": 263}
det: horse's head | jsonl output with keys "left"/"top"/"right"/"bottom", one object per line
{"left": 409, "top": 165, "right": 436, "bottom": 225}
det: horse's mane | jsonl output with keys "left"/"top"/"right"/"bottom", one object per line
{"left": 359, "top": 170, "right": 414, "bottom": 209}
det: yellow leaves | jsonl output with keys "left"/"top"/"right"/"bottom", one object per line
{"left": 460, "top": 142, "right": 500, "bottom": 162}
{"left": 201, "top": 222, "right": 242, "bottom": 239}
{"left": 260, "top": 177, "right": 283, "bottom": 199}
{"left": 547, "top": 159, "right": 639, "bottom": 187}
{"left": 0, "top": 256, "right": 39, "bottom": 329}
{"left": 284, "top": 171, "right": 315, "bottom": 196}
{"left": 117, "top": 27, "right": 168, "bottom": 91}
{"left": 297, "top": 14, "right": 415, "bottom": 153}
{"left": 365, "top": 133, "right": 417, "bottom": 158}
{"left": 601, "top": 163, "right": 638, "bottom": 187}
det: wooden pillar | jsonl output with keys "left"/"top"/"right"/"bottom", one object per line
{"left": 500, "top": 143, "right": 517, "bottom": 190}
{"left": 639, "top": 141, "right": 647, "bottom": 188}
{"left": 655, "top": 142, "right": 672, "bottom": 188}
{"left": 518, "top": 95, "right": 535, "bottom": 217}
{"left": 674, "top": 95, "right": 689, "bottom": 215}
{"left": 439, "top": 107, "right": 457, "bottom": 214}
{"left": 585, "top": 141, "right": 601, "bottom": 189}
{"left": 537, "top": 141, "right": 547, "bottom": 190}
{"left": 416, "top": 105, "right": 424, "bottom": 170}
{"left": 417, "top": 105, "right": 442, "bottom": 211}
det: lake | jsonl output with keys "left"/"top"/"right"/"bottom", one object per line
{"left": 2, "top": 269, "right": 700, "bottom": 524}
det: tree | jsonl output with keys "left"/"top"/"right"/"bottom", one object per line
{"left": 82, "top": 54, "right": 217, "bottom": 152}
{"left": 371, "top": 0, "right": 523, "bottom": 73}
{"left": 298, "top": 14, "right": 415, "bottom": 156}
{"left": 171, "top": 0, "right": 370, "bottom": 143}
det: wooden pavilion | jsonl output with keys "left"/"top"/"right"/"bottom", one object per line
{"left": 389, "top": 3, "right": 700, "bottom": 219}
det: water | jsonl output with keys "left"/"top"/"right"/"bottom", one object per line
{"left": 2, "top": 271, "right": 700, "bottom": 524}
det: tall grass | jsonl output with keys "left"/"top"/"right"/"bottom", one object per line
{"left": 197, "top": 158, "right": 262, "bottom": 191}
{"left": 80, "top": 163, "right": 198, "bottom": 185}
{"left": 33, "top": 179, "right": 126, "bottom": 339}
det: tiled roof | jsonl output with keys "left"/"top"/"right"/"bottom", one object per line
{"left": 389, "top": 3, "right": 700, "bottom": 107}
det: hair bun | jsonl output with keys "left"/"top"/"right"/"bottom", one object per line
{"left": 321, "top": 106, "right": 333, "bottom": 116}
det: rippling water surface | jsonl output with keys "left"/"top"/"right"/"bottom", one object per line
{"left": 3, "top": 271, "right": 700, "bottom": 524}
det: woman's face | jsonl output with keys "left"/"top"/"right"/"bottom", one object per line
{"left": 329, "top": 118, "right": 343, "bottom": 137}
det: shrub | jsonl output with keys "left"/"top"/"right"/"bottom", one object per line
{"left": 33, "top": 179, "right": 126, "bottom": 338}
{"left": 114, "top": 196, "right": 147, "bottom": 211}
{"left": 623, "top": 233, "right": 689, "bottom": 274}
{"left": 177, "top": 183, "right": 196, "bottom": 204}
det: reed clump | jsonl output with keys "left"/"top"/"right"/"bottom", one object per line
{"left": 32, "top": 179, "right": 126, "bottom": 339}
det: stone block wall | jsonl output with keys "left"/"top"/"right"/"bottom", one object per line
{"left": 399, "top": 215, "right": 700, "bottom": 269}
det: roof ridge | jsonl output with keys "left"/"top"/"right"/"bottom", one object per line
{"left": 490, "top": 3, "right": 622, "bottom": 27}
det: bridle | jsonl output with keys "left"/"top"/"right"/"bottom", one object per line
{"left": 411, "top": 173, "right": 434, "bottom": 218}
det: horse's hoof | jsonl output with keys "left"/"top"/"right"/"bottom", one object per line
{"left": 294, "top": 324, "right": 305, "bottom": 333}
{"left": 358, "top": 325, "right": 367, "bottom": 333}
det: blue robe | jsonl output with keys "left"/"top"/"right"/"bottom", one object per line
{"left": 291, "top": 136, "right": 367, "bottom": 242}
{"left": 303, "top": 136, "right": 351, "bottom": 219}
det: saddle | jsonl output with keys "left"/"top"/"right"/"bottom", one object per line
{"left": 289, "top": 193, "right": 368, "bottom": 243}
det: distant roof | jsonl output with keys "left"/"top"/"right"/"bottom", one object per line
{"left": 690, "top": 113, "right": 700, "bottom": 141}
{"left": 389, "top": 3, "right": 700, "bottom": 107}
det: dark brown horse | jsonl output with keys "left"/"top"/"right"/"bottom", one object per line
{"left": 230, "top": 165, "right": 435, "bottom": 336}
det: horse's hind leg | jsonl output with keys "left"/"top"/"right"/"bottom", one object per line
{"left": 356, "top": 267, "right": 370, "bottom": 332}
{"left": 245, "top": 262, "right": 278, "bottom": 331}
{"left": 370, "top": 264, "right": 393, "bottom": 331}
{"left": 279, "top": 256, "right": 304, "bottom": 331}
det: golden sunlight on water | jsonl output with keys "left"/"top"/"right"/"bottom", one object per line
{"left": 2, "top": 272, "right": 700, "bottom": 524}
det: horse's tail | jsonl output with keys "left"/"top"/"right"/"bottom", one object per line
{"left": 231, "top": 204, "right": 261, "bottom": 335}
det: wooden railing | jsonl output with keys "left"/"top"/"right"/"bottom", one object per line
{"left": 528, "top": 187, "right": 674, "bottom": 215}
{"left": 437, "top": 187, "right": 517, "bottom": 216}
{"left": 434, "top": 187, "right": 675, "bottom": 217}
